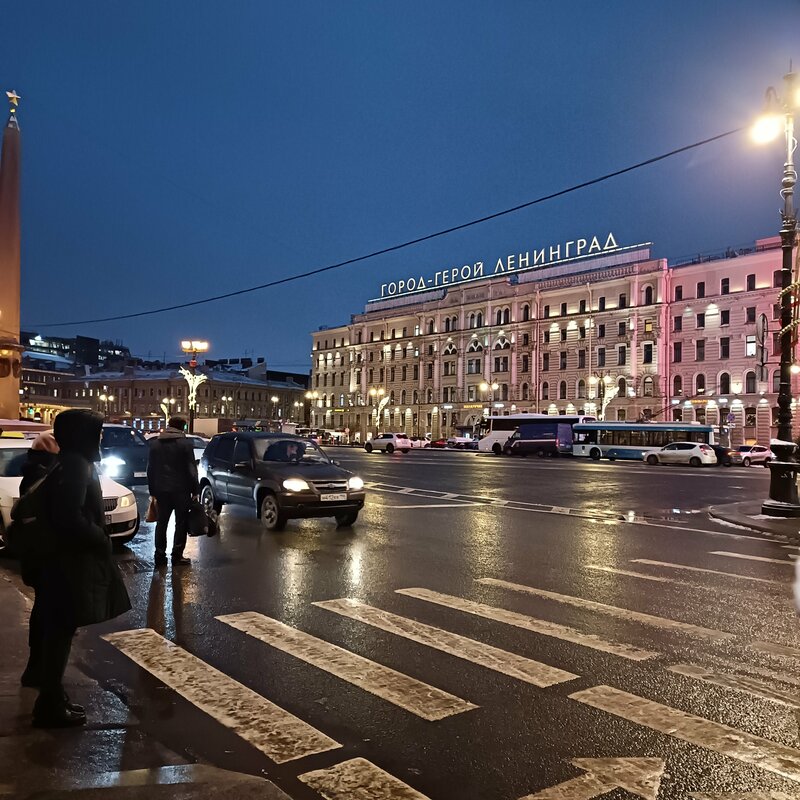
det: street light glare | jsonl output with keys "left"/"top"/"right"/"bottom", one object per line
{"left": 751, "top": 113, "right": 782, "bottom": 144}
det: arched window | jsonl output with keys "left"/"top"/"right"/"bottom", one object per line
{"left": 577, "top": 379, "right": 586, "bottom": 398}
{"left": 745, "top": 406, "right": 757, "bottom": 427}
{"left": 542, "top": 382, "right": 549, "bottom": 400}
{"left": 673, "top": 375, "right": 682, "bottom": 396}
{"left": 444, "top": 318, "right": 451, "bottom": 333}
{"left": 426, "top": 388, "right": 433, "bottom": 403}
{"left": 427, "top": 320, "right": 435, "bottom": 335}
{"left": 389, "top": 391, "right": 395, "bottom": 404}
{"left": 467, "top": 340, "right": 483, "bottom": 353}
{"left": 401, "top": 390, "right": 406, "bottom": 405}
{"left": 495, "top": 309, "right": 503, "bottom": 326}
{"left": 521, "top": 383, "right": 529, "bottom": 400}
{"left": 644, "top": 286, "right": 654, "bottom": 305}
{"left": 643, "top": 376, "right": 654, "bottom": 397}
{"left": 522, "top": 304, "right": 530, "bottom": 322}
{"left": 618, "top": 377, "right": 627, "bottom": 396}
{"left": 494, "top": 337, "right": 511, "bottom": 350}
{"left": 451, "top": 316, "right": 458, "bottom": 331}
{"left": 771, "top": 406, "right": 780, "bottom": 426}
{"left": 696, "top": 374, "right": 706, "bottom": 394}
{"left": 502, "top": 308, "right": 511, "bottom": 324}
{"left": 559, "top": 381, "right": 567, "bottom": 400}
{"left": 413, "top": 390, "right": 419, "bottom": 404}
{"left": 501, "top": 384, "right": 509, "bottom": 400}
{"left": 469, "top": 313, "right": 475, "bottom": 328}
{"left": 476, "top": 312, "right": 483, "bottom": 327}
{"left": 719, "top": 372, "right": 731, "bottom": 395}
{"left": 443, "top": 343, "right": 457, "bottom": 355}
{"left": 745, "top": 370, "right": 757, "bottom": 394}
{"left": 773, "top": 369, "right": 781, "bottom": 393}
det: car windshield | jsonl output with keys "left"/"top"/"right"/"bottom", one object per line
{"left": 254, "top": 438, "right": 330, "bottom": 464}
{"left": 188, "top": 437, "right": 207, "bottom": 448}
{"left": 102, "top": 428, "right": 147, "bottom": 448}
{"left": 0, "top": 447, "right": 29, "bottom": 477}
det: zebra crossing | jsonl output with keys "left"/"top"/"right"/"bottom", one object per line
{"left": 102, "top": 545, "right": 800, "bottom": 799}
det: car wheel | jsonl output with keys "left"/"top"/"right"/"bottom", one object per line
{"left": 646, "top": 454, "right": 658, "bottom": 465}
{"left": 536, "top": 449, "right": 546, "bottom": 458}
{"left": 200, "top": 483, "right": 222, "bottom": 514}
{"left": 689, "top": 456, "right": 701, "bottom": 467}
{"left": 743, "top": 457, "right": 751, "bottom": 467}
{"left": 386, "top": 443, "right": 395, "bottom": 454}
{"left": 335, "top": 511, "right": 359, "bottom": 528}
{"left": 589, "top": 448, "right": 601, "bottom": 461}
{"left": 260, "top": 492, "right": 287, "bottom": 531}
{"left": 364, "top": 442, "right": 373, "bottom": 453}
{"left": 492, "top": 443, "right": 502, "bottom": 455}
{"left": 763, "top": 458, "right": 772, "bottom": 468}
{"left": 401, "top": 449, "right": 410, "bottom": 454}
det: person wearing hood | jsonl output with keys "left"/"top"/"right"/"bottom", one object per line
{"left": 29, "top": 410, "right": 131, "bottom": 728}
{"left": 147, "top": 416, "right": 199, "bottom": 566}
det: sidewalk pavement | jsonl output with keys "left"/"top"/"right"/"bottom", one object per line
{"left": 0, "top": 569, "right": 291, "bottom": 800}
{"left": 708, "top": 501, "right": 800, "bottom": 543}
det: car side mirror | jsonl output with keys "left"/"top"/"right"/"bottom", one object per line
{"left": 332, "top": 459, "right": 340, "bottom": 466}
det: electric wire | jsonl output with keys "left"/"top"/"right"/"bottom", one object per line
{"left": 32, "top": 126, "right": 744, "bottom": 328}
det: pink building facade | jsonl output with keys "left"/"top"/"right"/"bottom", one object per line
{"left": 309, "top": 237, "right": 798, "bottom": 445}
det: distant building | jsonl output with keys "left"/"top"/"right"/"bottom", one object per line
{"left": 309, "top": 235, "right": 798, "bottom": 445}
{"left": 21, "top": 331, "right": 131, "bottom": 368}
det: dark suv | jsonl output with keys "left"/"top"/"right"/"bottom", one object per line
{"left": 199, "top": 432, "right": 366, "bottom": 531}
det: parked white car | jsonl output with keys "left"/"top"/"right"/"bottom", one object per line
{"left": 0, "top": 439, "right": 140, "bottom": 549}
{"left": 408, "top": 436, "right": 430, "bottom": 449}
{"left": 737, "top": 444, "right": 774, "bottom": 467}
{"left": 644, "top": 442, "right": 717, "bottom": 467}
{"left": 364, "top": 433, "right": 412, "bottom": 454}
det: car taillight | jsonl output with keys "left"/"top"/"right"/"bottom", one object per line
{"left": 700, "top": 445, "right": 711, "bottom": 452}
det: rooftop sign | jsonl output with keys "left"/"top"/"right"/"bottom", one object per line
{"left": 374, "top": 232, "right": 628, "bottom": 300}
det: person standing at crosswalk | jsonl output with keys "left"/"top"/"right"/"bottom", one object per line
{"left": 147, "top": 417, "right": 199, "bottom": 567}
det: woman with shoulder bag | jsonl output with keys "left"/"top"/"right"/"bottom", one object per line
{"left": 30, "top": 410, "right": 131, "bottom": 728}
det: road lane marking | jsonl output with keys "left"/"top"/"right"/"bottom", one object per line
{"left": 299, "top": 757, "right": 431, "bottom": 799}
{"left": 520, "top": 758, "right": 665, "bottom": 800}
{"left": 630, "top": 559, "right": 784, "bottom": 585}
{"left": 102, "top": 628, "right": 340, "bottom": 764}
{"left": 690, "top": 792, "right": 795, "bottom": 799}
{"left": 478, "top": 578, "right": 733, "bottom": 641}
{"left": 712, "top": 658, "right": 800, "bottom": 688}
{"left": 586, "top": 564, "right": 673, "bottom": 584}
{"left": 569, "top": 684, "right": 800, "bottom": 783}
{"left": 396, "top": 588, "right": 658, "bottom": 661}
{"left": 748, "top": 640, "right": 800, "bottom": 660}
{"left": 314, "top": 598, "right": 578, "bottom": 688}
{"left": 216, "top": 612, "right": 475, "bottom": 721}
{"left": 389, "top": 502, "right": 480, "bottom": 509}
{"left": 710, "top": 551, "right": 794, "bottom": 565}
{"left": 667, "top": 664, "right": 800, "bottom": 709}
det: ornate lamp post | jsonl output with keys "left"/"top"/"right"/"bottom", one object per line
{"left": 754, "top": 71, "right": 800, "bottom": 516}
{"left": 98, "top": 392, "right": 115, "bottom": 419}
{"left": 159, "top": 396, "right": 176, "bottom": 428}
{"left": 180, "top": 340, "right": 209, "bottom": 434}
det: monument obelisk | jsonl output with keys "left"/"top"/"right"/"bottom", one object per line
{"left": 0, "top": 90, "right": 22, "bottom": 420}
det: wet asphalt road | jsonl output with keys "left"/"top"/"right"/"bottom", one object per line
{"left": 76, "top": 450, "right": 800, "bottom": 799}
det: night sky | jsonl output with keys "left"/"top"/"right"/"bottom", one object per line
{"left": 6, "top": 2, "right": 799, "bottom": 371}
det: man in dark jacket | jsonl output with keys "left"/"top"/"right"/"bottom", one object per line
{"left": 32, "top": 410, "right": 131, "bottom": 728}
{"left": 147, "top": 416, "right": 199, "bottom": 566}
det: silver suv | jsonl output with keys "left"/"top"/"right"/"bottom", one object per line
{"left": 364, "top": 433, "right": 411, "bottom": 454}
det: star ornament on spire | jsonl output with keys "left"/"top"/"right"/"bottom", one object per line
{"left": 6, "top": 90, "right": 20, "bottom": 112}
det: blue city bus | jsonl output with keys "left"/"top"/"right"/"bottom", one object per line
{"left": 572, "top": 422, "right": 716, "bottom": 461}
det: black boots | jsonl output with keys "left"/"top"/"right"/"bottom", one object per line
{"left": 32, "top": 692, "right": 86, "bottom": 728}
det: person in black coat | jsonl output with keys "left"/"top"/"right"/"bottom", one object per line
{"left": 147, "top": 416, "right": 199, "bottom": 566}
{"left": 30, "top": 410, "right": 131, "bottom": 728}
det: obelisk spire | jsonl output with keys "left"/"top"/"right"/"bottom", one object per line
{"left": 0, "top": 90, "right": 23, "bottom": 420}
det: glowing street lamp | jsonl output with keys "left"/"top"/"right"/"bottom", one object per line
{"left": 479, "top": 381, "right": 499, "bottom": 415}
{"left": 180, "top": 339, "right": 209, "bottom": 433}
{"left": 753, "top": 71, "right": 800, "bottom": 516}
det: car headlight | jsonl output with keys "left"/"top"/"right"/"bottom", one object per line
{"left": 119, "top": 493, "right": 135, "bottom": 508}
{"left": 282, "top": 478, "right": 310, "bottom": 492}
{"left": 347, "top": 476, "right": 364, "bottom": 491}
{"left": 100, "top": 456, "right": 126, "bottom": 478}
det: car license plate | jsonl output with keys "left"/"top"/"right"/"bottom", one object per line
{"left": 134, "top": 471, "right": 147, "bottom": 478}
{"left": 105, "top": 514, "right": 112, "bottom": 525}
{"left": 321, "top": 493, "right": 347, "bottom": 502}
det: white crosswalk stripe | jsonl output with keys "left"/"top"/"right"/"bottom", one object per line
{"left": 630, "top": 559, "right": 785, "bottom": 585}
{"left": 748, "top": 640, "right": 800, "bottom": 661}
{"left": 586, "top": 564, "right": 673, "bottom": 584}
{"left": 299, "top": 757, "right": 432, "bottom": 799}
{"left": 569, "top": 684, "right": 800, "bottom": 784}
{"left": 478, "top": 578, "right": 733, "bottom": 641}
{"left": 217, "top": 611, "right": 476, "bottom": 720}
{"left": 396, "top": 588, "right": 658, "bottom": 661}
{"left": 710, "top": 551, "right": 794, "bottom": 566}
{"left": 667, "top": 664, "right": 800, "bottom": 709}
{"left": 314, "top": 598, "right": 578, "bottom": 687}
{"left": 102, "top": 628, "right": 340, "bottom": 764}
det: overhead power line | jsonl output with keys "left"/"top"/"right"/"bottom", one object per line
{"left": 32, "top": 126, "right": 743, "bottom": 328}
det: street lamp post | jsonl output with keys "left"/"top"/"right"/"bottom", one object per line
{"left": 99, "top": 392, "right": 115, "bottom": 419}
{"left": 159, "top": 396, "right": 176, "bottom": 428}
{"left": 754, "top": 71, "right": 800, "bottom": 516}
{"left": 305, "top": 390, "right": 319, "bottom": 427}
{"left": 271, "top": 395, "right": 279, "bottom": 422}
{"left": 369, "top": 387, "right": 386, "bottom": 435}
{"left": 479, "top": 381, "right": 499, "bottom": 415}
{"left": 180, "top": 339, "right": 209, "bottom": 434}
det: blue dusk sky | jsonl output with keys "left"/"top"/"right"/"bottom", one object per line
{"left": 5, "top": 2, "right": 800, "bottom": 370}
